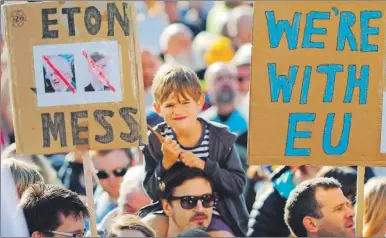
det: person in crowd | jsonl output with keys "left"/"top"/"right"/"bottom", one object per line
{"left": 231, "top": 43, "right": 252, "bottom": 98}
{"left": 139, "top": 64, "right": 248, "bottom": 237}
{"left": 248, "top": 165, "right": 322, "bottom": 237}
{"left": 85, "top": 52, "right": 110, "bottom": 92}
{"left": 91, "top": 149, "right": 136, "bottom": 223}
{"left": 108, "top": 214, "right": 156, "bottom": 237}
{"left": 160, "top": 164, "right": 216, "bottom": 236}
{"left": 19, "top": 183, "right": 90, "bottom": 237}
{"left": 363, "top": 177, "right": 386, "bottom": 237}
{"left": 206, "top": 1, "right": 245, "bottom": 35}
{"left": 99, "top": 165, "right": 152, "bottom": 230}
{"left": 200, "top": 62, "right": 247, "bottom": 137}
{"left": 316, "top": 166, "right": 357, "bottom": 203}
{"left": 227, "top": 6, "right": 253, "bottom": 49}
{"left": 160, "top": 23, "right": 203, "bottom": 72}
{"left": 142, "top": 49, "right": 162, "bottom": 109}
{"left": 1, "top": 45, "right": 14, "bottom": 151}
{"left": 244, "top": 165, "right": 271, "bottom": 213}
{"left": 2, "top": 143, "right": 60, "bottom": 186}
{"left": 162, "top": 1, "right": 202, "bottom": 36}
{"left": 284, "top": 177, "right": 355, "bottom": 237}
{"left": 57, "top": 152, "right": 89, "bottom": 198}
{"left": 1, "top": 158, "right": 29, "bottom": 237}
{"left": 43, "top": 55, "right": 76, "bottom": 93}
{"left": 1, "top": 158, "right": 44, "bottom": 197}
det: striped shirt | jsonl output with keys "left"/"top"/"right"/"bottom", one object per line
{"left": 161, "top": 123, "right": 220, "bottom": 215}
{"left": 160, "top": 125, "right": 210, "bottom": 161}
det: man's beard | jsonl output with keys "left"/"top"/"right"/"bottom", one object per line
{"left": 318, "top": 224, "right": 354, "bottom": 237}
{"left": 216, "top": 85, "right": 236, "bottom": 105}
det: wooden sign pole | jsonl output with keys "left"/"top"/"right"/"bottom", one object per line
{"left": 76, "top": 119, "right": 98, "bottom": 237}
{"left": 355, "top": 166, "right": 365, "bottom": 237}
{"left": 82, "top": 150, "right": 98, "bottom": 237}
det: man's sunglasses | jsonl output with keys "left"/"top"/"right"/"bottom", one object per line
{"left": 168, "top": 194, "right": 217, "bottom": 210}
{"left": 96, "top": 168, "right": 127, "bottom": 179}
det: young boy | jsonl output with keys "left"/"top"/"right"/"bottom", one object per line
{"left": 139, "top": 64, "right": 248, "bottom": 236}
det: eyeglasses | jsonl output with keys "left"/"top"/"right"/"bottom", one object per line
{"left": 46, "top": 229, "right": 87, "bottom": 237}
{"left": 168, "top": 194, "right": 217, "bottom": 209}
{"left": 96, "top": 167, "right": 127, "bottom": 179}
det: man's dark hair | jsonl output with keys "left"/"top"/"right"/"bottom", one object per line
{"left": 90, "top": 52, "right": 105, "bottom": 62}
{"left": 284, "top": 177, "right": 342, "bottom": 237}
{"left": 161, "top": 162, "right": 213, "bottom": 200}
{"left": 317, "top": 166, "right": 357, "bottom": 203}
{"left": 19, "top": 183, "right": 90, "bottom": 236}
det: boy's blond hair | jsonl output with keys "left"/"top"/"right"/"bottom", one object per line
{"left": 151, "top": 64, "right": 202, "bottom": 104}
{"left": 2, "top": 158, "right": 44, "bottom": 197}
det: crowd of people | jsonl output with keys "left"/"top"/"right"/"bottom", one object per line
{"left": 1, "top": 1, "right": 386, "bottom": 237}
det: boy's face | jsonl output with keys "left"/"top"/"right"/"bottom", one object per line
{"left": 154, "top": 92, "right": 204, "bottom": 131}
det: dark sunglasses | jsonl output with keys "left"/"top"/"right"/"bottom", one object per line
{"left": 96, "top": 168, "right": 127, "bottom": 179}
{"left": 168, "top": 194, "right": 217, "bottom": 209}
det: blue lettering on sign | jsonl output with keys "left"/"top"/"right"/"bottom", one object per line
{"left": 337, "top": 11, "right": 358, "bottom": 51}
{"left": 285, "top": 113, "right": 316, "bottom": 156}
{"left": 323, "top": 113, "right": 352, "bottom": 155}
{"left": 344, "top": 65, "right": 369, "bottom": 104}
{"left": 268, "top": 63, "right": 299, "bottom": 103}
{"left": 360, "top": 11, "right": 382, "bottom": 52}
{"left": 316, "top": 64, "right": 344, "bottom": 103}
{"left": 302, "top": 11, "right": 330, "bottom": 49}
{"left": 266, "top": 11, "right": 301, "bottom": 50}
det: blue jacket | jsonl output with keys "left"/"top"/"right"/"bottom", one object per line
{"left": 139, "top": 117, "right": 248, "bottom": 236}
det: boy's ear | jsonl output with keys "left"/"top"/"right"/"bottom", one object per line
{"left": 153, "top": 102, "right": 161, "bottom": 114}
{"left": 197, "top": 93, "right": 205, "bottom": 109}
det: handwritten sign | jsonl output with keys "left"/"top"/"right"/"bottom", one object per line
{"left": 1, "top": 1, "right": 148, "bottom": 154}
{"left": 249, "top": 1, "right": 386, "bottom": 166}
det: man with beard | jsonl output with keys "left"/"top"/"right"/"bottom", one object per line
{"left": 200, "top": 62, "right": 248, "bottom": 137}
{"left": 284, "top": 177, "right": 355, "bottom": 237}
{"left": 161, "top": 164, "right": 216, "bottom": 237}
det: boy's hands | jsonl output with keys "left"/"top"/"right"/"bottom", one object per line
{"left": 161, "top": 138, "right": 183, "bottom": 170}
{"left": 180, "top": 151, "right": 205, "bottom": 170}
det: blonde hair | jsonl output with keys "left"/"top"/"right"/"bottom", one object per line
{"left": 108, "top": 214, "right": 156, "bottom": 237}
{"left": 363, "top": 177, "right": 386, "bottom": 237}
{"left": 151, "top": 64, "right": 202, "bottom": 104}
{"left": 1, "top": 143, "right": 59, "bottom": 186}
{"left": 2, "top": 158, "right": 44, "bottom": 197}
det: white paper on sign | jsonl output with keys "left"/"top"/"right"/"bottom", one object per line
{"left": 381, "top": 92, "right": 386, "bottom": 153}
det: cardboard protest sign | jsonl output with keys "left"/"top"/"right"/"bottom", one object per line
{"left": 2, "top": 1, "right": 148, "bottom": 154}
{"left": 249, "top": 1, "right": 386, "bottom": 166}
